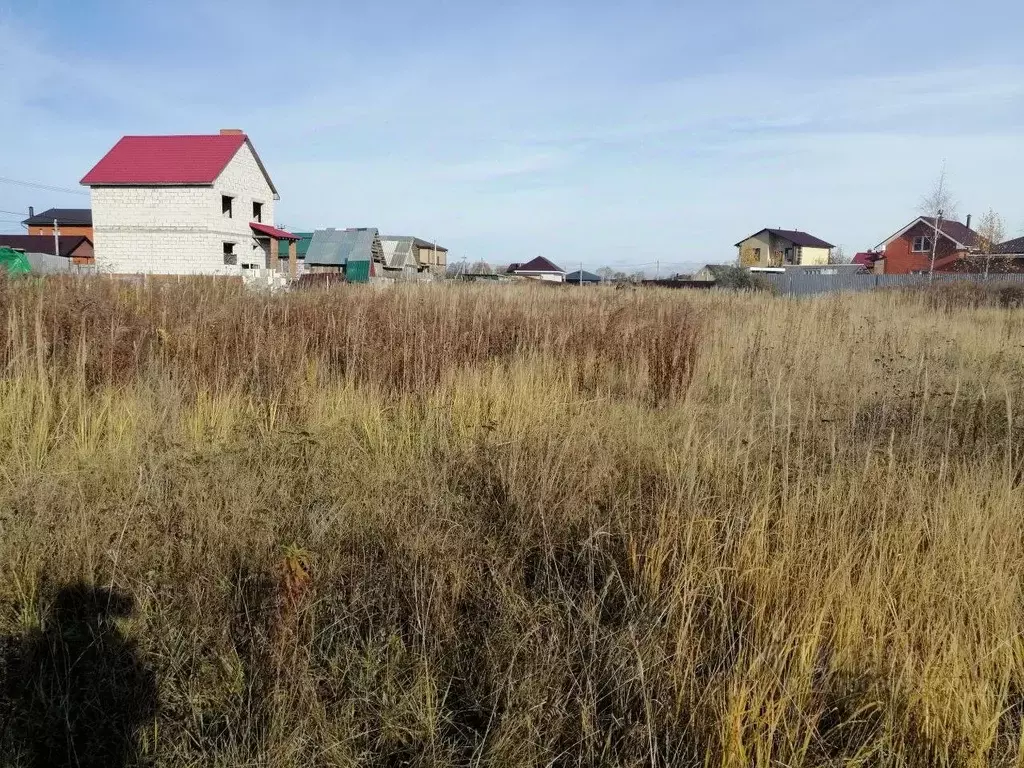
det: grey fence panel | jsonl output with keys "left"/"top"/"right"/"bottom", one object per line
{"left": 23, "top": 252, "right": 96, "bottom": 275}
{"left": 758, "top": 272, "right": 1024, "bottom": 296}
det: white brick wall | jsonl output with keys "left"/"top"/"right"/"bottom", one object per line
{"left": 91, "top": 141, "right": 279, "bottom": 275}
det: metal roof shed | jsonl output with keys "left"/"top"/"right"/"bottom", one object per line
{"left": 305, "top": 228, "right": 383, "bottom": 283}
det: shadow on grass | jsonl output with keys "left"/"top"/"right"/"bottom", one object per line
{"left": 2, "top": 583, "right": 157, "bottom": 768}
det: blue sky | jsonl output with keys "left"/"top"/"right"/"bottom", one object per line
{"left": 1, "top": 0, "right": 1022, "bottom": 272}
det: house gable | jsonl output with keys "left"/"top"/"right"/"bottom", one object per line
{"left": 875, "top": 217, "right": 978, "bottom": 251}
{"left": 880, "top": 220, "right": 969, "bottom": 274}
{"left": 218, "top": 139, "right": 278, "bottom": 199}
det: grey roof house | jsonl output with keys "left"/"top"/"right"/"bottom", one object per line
{"left": 380, "top": 236, "right": 448, "bottom": 274}
{"left": 380, "top": 236, "right": 421, "bottom": 275}
{"left": 564, "top": 269, "right": 602, "bottom": 285}
{"left": 304, "top": 227, "right": 383, "bottom": 283}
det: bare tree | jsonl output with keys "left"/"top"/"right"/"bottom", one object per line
{"left": 918, "top": 166, "right": 959, "bottom": 221}
{"left": 919, "top": 166, "right": 958, "bottom": 282}
{"left": 828, "top": 245, "right": 851, "bottom": 265}
{"left": 469, "top": 260, "right": 493, "bottom": 275}
{"left": 596, "top": 266, "right": 616, "bottom": 283}
{"left": 975, "top": 209, "right": 1006, "bottom": 280}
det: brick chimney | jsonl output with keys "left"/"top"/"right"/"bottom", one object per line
{"left": 965, "top": 213, "right": 972, "bottom": 230}
{"left": 220, "top": 128, "right": 244, "bottom": 136}
{"left": 28, "top": 206, "right": 34, "bottom": 218}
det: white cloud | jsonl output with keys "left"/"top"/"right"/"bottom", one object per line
{"left": 1, "top": 5, "right": 1022, "bottom": 266}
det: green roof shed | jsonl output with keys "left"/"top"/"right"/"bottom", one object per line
{"left": 0, "top": 247, "right": 31, "bottom": 275}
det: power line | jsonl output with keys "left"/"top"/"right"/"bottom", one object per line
{"left": 0, "top": 176, "right": 88, "bottom": 197}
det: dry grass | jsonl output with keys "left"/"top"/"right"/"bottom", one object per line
{"left": 0, "top": 276, "right": 1023, "bottom": 767}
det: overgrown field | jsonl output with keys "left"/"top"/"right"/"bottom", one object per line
{"left": 1, "top": 277, "right": 1023, "bottom": 767}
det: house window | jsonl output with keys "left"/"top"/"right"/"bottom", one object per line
{"left": 223, "top": 242, "right": 237, "bottom": 265}
{"left": 784, "top": 247, "right": 794, "bottom": 263}
{"left": 253, "top": 201, "right": 263, "bottom": 222}
{"left": 753, "top": 247, "right": 761, "bottom": 260}
{"left": 222, "top": 195, "right": 234, "bottom": 218}
{"left": 912, "top": 236, "right": 932, "bottom": 253}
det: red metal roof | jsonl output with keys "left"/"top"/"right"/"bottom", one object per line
{"left": 250, "top": 222, "right": 300, "bottom": 241}
{"left": 80, "top": 134, "right": 248, "bottom": 185}
{"left": 852, "top": 251, "right": 881, "bottom": 266}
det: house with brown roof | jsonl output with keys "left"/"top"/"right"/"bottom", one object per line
{"left": 507, "top": 256, "right": 565, "bottom": 282}
{"left": 80, "top": 129, "right": 299, "bottom": 276}
{"left": 873, "top": 216, "right": 980, "bottom": 274}
{"left": 736, "top": 229, "right": 835, "bottom": 267}
{"left": 947, "top": 235, "right": 1024, "bottom": 275}
{"left": 0, "top": 234, "right": 94, "bottom": 265}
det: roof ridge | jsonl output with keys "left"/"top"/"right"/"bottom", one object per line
{"left": 80, "top": 133, "right": 257, "bottom": 188}
{"left": 118, "top": 133, "right": 248, "bottom": 138}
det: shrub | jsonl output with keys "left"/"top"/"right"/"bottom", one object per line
{"left": 712, "top": 265, "right": 774, "bottom": 292}
{"left": 910, "top": 280, "right": 1024, "bottom": 311}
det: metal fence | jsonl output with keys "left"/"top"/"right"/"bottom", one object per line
{"left": 23, "top": 252, "right": 96, "bottom": 275}
{"left": 758, "top": 271, "right": 1024, "bottom": 297}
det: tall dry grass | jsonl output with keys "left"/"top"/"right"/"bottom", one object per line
{"left": 0, "top": 276, "right": 1022, "bottom": 767}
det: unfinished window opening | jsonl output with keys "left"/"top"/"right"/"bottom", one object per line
{"left": 912, "top": 236, "right": 932, "bottom": 253}
{"left": 223, "top": 242, "right": 237, "bottom": 265}
{"left": 252, "top": 201, "right": 263, "bottom": 222}
{"left": 222, "top": 195, "right": 234, "bottom": 218}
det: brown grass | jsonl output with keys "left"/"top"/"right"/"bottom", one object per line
{"left": 0, "top": 276, "right": 1023, "bottom": 767}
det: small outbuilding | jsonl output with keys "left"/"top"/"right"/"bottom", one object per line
{"left": 304, "top": 227, "right": 384, "bottom": 283}
{"left": 692, "top": 264, "right": 734, "bottom": 282}
{"left": 563, "top": 269, "right": 601, "bottom": 285}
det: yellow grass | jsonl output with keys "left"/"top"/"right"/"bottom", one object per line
{"left": 1, "top": 276, "right": 1022, "bottom": 766}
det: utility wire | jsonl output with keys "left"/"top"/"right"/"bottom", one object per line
{"left": 0, "top": 176, "right": 89, "bottom": 196}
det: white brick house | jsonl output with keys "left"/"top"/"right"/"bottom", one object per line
{"left": 81, "top": 130, "right": 299, "bottom": 275}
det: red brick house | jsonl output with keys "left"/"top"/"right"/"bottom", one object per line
{"left": 874, "top": 216, "right": 979, "bottom": 274}
{"left": 22, "top": 208, "right": 93, "bottom": 240}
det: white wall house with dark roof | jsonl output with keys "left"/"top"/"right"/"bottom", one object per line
{"left": 81, "top": 130, "right": 292, "bottom": 276}
{"left": 508, "top": 256, "right": 565, "bottom": 282}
